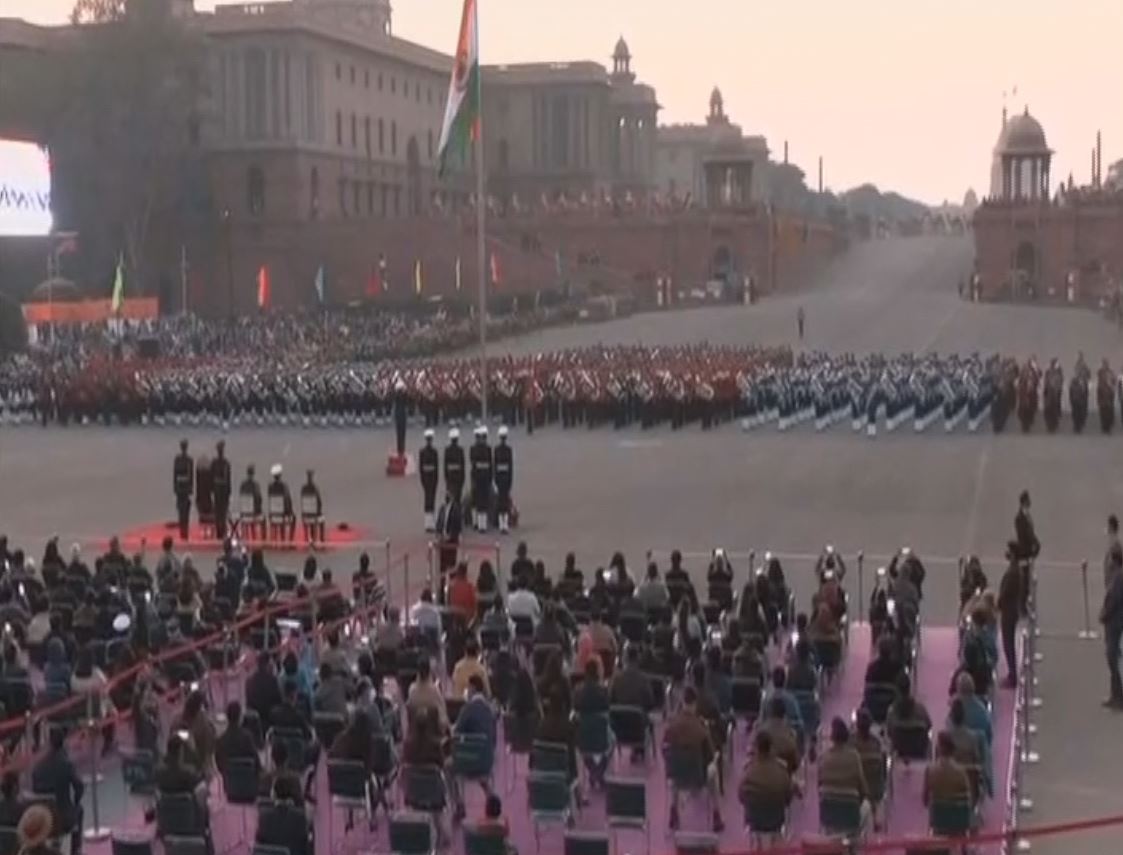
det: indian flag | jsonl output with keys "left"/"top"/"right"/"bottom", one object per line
{"left": 437, "top": 0, "right": 480, "bottom": 178}
{"left": 110, "top": 254, "right": 124, "bottom": 313}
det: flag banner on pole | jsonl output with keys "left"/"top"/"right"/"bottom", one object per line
{"left": 414, "top": 259, "right": 423, "bottom": 296}
{"left": 455, "top": 256, "right": 462, "bottom": 291}
{"left": 437, "top": 0, "right": 480, "bottom": 178}
{"left": 554, "top": 249, "right": 563, "bottom": 281}
{"left": 489, "top": 250, "right": 501, "bottom": 288}
{"left": 110, "top": 254, "right": 124, "bottom": 313}
{"left": 257, "top": 265, "right": 270, "bottom": 309}
{"left": 314, "top": 264, "right": 325, "bottom": 305}
{"left": 365, "top": 265, "right": 380, "bottom": 298}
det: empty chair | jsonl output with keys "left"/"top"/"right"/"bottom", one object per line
{"left": 251, "top": 847, "right": 290, "bottom": 855}
{"left": 818, "top": 787, "right": 863, "bottom": 838}
{"left": 222, "top": 758, "right": 261, "bottom": 841}
{"left": 564, "top": 831, "right": 611, "bottom": 855}
{"left": 463, "top": 826, "right": 509, "bottom": 855}
{"left": 744, "top": 793, "right": 788, "bottom": 847}
{"left": 605, "top": 777, "right": 648, "bottom": 855}
{"left": 327, "top": 760, "right": 373, "bottom": 846}
{"left": 527, "top": 772, "right": 574, "bottom": 847}
{"left": 388, "top": 812, "right": 434, "bottom": 855}
{"left": 110, "top": 832, "right": 155, "bottom": 855}
{"left": 929, "top": 795, "right": 974, "bottom": 839}
{"left": 608, "top": 706, "right": 650, "bottom": 762}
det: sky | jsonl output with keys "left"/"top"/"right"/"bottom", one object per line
{"left": 5, "top": 0, "right": 1122, "bottom": 205}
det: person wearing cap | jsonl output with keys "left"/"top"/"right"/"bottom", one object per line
{"left": 419, "top": 429, "right": 440, "bottom": 532}
{"left": 173, "top": 438, "right": 194, "bottom": 541}
{"left": 267, "top": 464, "right": 295, "bottom": 542}
{"left": 493, "top": 425, "right": 514, "bottom": 534}
{"left": 443, "top": 428, "right": 465, "bottom": 506}
{"left": 211, "top": 440, "right": 233, "bottom": 540}
{"left": 469, "top": 425, "right": 494, "bottom": 533}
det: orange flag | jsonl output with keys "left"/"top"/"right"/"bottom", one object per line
{"left": 256, "top": 265, "right": 270, "bottom": 309}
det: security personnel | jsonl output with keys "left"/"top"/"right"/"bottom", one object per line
{"left": 173, "top": 439, "right": 193, "bottom": 541}
{"left": 210, "top": 440, "right": 233, "bottom": 540}
{"left": 469, "top": 425, "right": 494, "bottom": 532}
{"left": 443, "top": 427, "right": 465, "bottom": 506}
{"left": 418, "top": 428, "right": 440, "bottom": 532}
{"left": 493, "top": 425, "right": 514, "bottom": 534}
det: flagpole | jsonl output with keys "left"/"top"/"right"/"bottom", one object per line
{"left": 474, "top": 18, "right": 489, "bottom": 423}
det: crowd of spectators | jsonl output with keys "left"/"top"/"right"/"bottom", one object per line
{"left": 0, "top": 529, "right": 1017, "bottom": 853}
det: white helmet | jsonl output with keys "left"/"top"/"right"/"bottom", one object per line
{"left": 270, "top": 463, "right": 283, "bottom": 477}
{"left": 423, "top": 428, "right": 435, "bottom": 439}
{"left": 498, "top": 425, "right": 509, "bottom": 438}
{"left": 449, "top": 428, "right": 460, "bottom": 440}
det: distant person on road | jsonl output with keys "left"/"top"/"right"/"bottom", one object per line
{"left": 797, "top": 306, "right": 805, "bottom": 340}
{"left": 1100, "top": 555, "right": 1123, "bottom": 709}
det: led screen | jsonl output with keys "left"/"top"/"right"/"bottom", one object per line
{"left": 0, "top": 140, "right": 53, "bottom": 236}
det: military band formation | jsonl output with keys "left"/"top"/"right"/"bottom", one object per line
{"left": 3, "top": 344, "right": 1123, "bottom": 435}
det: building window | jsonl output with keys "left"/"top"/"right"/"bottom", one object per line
{"left": 349, "top": 65, "right": 355, "bottom": 85}
{"left": 351, "top": 113, "right": 357, "bottom": 148}
{"left": 310, "top": 166, "right": 320, "bottom": 218}
{"left": 247, "top": 165, "right": 265, "bottom": 216}
{"left": 427, "top": 130, "right": 433, "bottom": 161}
{"left": 378, "top": 118, "right": 385, "bottom": 154}
{"left": 335, "top": 63, "right": 341, "bottom": 80}
{"left": 245, "top": 47, "right": 267, "bottom": 140}
{"left": 339, "top": 178, "right": 347, "bottom": 217}
{"left": 335, "top": 111, "right": 342, "bottom": 146}
{"left": 391, "top": 121, "right": 397, "bottom": 156}
{"left": 364, "top": 116, "right": 371, "bottom": 157}
{"left": 390, "top": 76, "right": 396, "bottom": 94}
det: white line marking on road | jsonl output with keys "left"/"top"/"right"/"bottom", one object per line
{"left": 960, "top": 441, "right": 991, "bottom": 556}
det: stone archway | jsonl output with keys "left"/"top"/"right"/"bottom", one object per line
{"left": 711, "top": 245, "right": 733, "bottom": 282}
{"left": 406, "top": 136, "right": 422, "bottom": 215}
{"left": 1014, "top": 240, "right": 1038, "bottom": 299}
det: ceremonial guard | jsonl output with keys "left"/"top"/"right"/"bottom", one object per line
{"left": 1043, "top": 359, "right": 1063, "bottom": 433}
{"left": 1071, "top": 353, "right": 1090, "bottom": 433}
{"left": 267, "top": 464, "right": 295, "bottom": 541}
{"left": 419, "top": 428, "right": 440, "bottom": 532}
{"left": 195, "top": 452, "right": 214, "bottom": 535}
{"left": 300, "top": 470, "right": 324, "bottom": 543}
{"left": 443, "top": 428, "right": 465, "bottom": 506}
{"left": 1098, "top": 360, "right": 1116, "bottom": 434}
{"left": 239, "top": 465, "right": 263, "bottom": 539}
{"left": 493, "top": 425, "right": 514, "bottom": 534}
{"left": 210, "top": 440, "right": 233, "bottom": 540}
{"left": 392, "top": 378, "right": 409, "bottom": 458}
{"left": 173, "top": 439, "right": 193, "bottom": 541}
{"left": 469, "top": 425, "right": 494, "bottom": 532}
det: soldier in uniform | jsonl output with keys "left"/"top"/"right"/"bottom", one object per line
{"left": 493, "top": 425, "right": 514, "bottom": 534}
{"left": 239, "top": 465, "right": 263, "bottom": 540}
{"left": 469, "top": 425, "right": 494, "bottom": 533}
{"left": 210, "top": 440, "right": 233, "bottom": 540}
{"left": 1098, "top": 359, "right": 1116, "bottom": 434}
{"left": 443, "top": 427, "right": 465, "bottom": 506}
{"left": 300, "top": 470, "right": 324, "bottom": 544}
{"left": 419, "top": 428, "right": 440, "bottom": 532}
{"left": 393, "top": 378, "right": 409, "bottom": 458}
{"left": 173, "top": 439, "right": 193, "bottom": 541}
{"left": 267, "top": 463, "right": 295, "bottom": 542}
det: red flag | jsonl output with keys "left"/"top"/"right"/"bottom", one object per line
{"left": 489, "top": 251, "right": 501, "bottom": 288}
{"left": 366, "top": 265, "right": 381, "bottom": 298}
{"left": 256, "top": 265, "right": 270, "bottom": 309}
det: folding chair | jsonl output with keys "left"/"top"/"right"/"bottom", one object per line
{"left": 400, "top": 764, "right": 448, "bottom": 834}
{"left": 502, "top": 713, "right": 537, "bottom": 792}
{"left": 327, "top": 759, "right": 372, "bottom": 847}
{"left": 575, "top": 712, "right": 611, "bottom": 789}
{"left": 451, "top": 733, "right": 495, "bottom": 818}
{"left": 564, "top": 831, "right": 610, "bottom": 855}
{"left": 889, "top": 721, "right": 931, "bottom": 798}
{"left": 608, "top": 706, "right": 651, "bottom": 764}
{"left": 238, "top": 492, "right": 263, "bottom": 541}
{"left": 819, "top": 787, "right": 863, "bottom": 838}
{"left": 663, "top": 745, "right": 712, "bottom": 830}
{"left": 743, "top": 793, "right": 788, "bottom": 848}
{"left": 463, "top": 826, "right": 509, "bottom": 855}
{"left": 605, "top": 777, "right": 648, "bottom": 855}
{"left": 528, "top": 772, "right": 573, "bottom": 848}
{"left": 267, "top": 493, "right": 291, "bottom": 543}
{"left": 110, "top": 831, "right": 155, "bottom": 855}
{"left": 929, "top": 796, "right": 974, "bottom": 839}
{"left": 862, "top": 682, "right": 899, "bottom": 726}
{"left": 388, "top": 811, "right": 434, "bottom": 855}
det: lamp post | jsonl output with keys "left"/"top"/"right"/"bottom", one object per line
{"left": 221, "top": 208, "right": 233, "bottom": 318}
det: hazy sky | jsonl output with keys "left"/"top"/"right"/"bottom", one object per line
{"left": 6, "top": 0, "right": 1121, "bottom": 204}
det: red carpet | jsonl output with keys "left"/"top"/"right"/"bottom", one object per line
{"left": 105, "top": 519, "right": 370, "bottom": 553}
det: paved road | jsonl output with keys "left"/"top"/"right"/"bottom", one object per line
{"left": 1, "top": 233, "right": 1119, "bottom": 850}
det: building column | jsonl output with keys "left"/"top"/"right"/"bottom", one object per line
{"left": 1013, "top": 157, "right": 1023, "bottom": 200}
{"left": 1002, "top": 157, "right": 1011, "bottom": 200}
{"left": 1029, "top": 159, "right": 1038, "bottom": 200}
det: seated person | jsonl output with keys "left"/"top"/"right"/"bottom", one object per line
{"left": 663, "top": 686, "right": 723, "bottom": 833}
{"left": 215, "top": 702, "right": 260, "bottom": 776}
{"left": 446, "top": 563, "right": 478, "bottom": 624}
{"left": 818, "top": 718, "right": 871, "bottom": 829}
{"left": 402, "top": 706, "right": 446, "bottom": 768}
{"left": 313, "top": 663, "right": 349, "bottom": 716}
{"left": 762, "top": 667, "right": 803, "bottom": 735}
{"left": 610, "top": 645, "right": 656, "bottom": 713}
{"left": 946, "top": 698, "right": 986, "bottom": 799}
{"left": 575, "top": 611, "right": 617, "bottom": 679}
{"left": 865, "top": 636, "right": 906, "bottom": 689}
{"left": 534, "top": 697, "right": 577, "bottom": 783}
{"left": 732, "top": 637, "right": 768, "bottom": 680}
{"left": 451, "top": 676, "right": 497, "bottom": 818}
{"left": 757, "top": 697, "right": 800, "bottom": 773}
{"left": 374, "top": 607, "right": 404, "bottom": 652}
{"left": 451, "top": 638, "right": 491, "bottom": 699}
{"left": 886, "top": 674, "right": 932, "bottom": 741}
{"left": 256, "top": 775, "right": 312, "bottom": 855}
{"left": 923, "top": 731, "right": 973, "bottom": 808}
{"left": 406, "top": 657, "right": 450, "bottom": 732}
{"left": 807, "top": 602, "right": 842, "bottom": 645}
{"left": 852, "top": 708, "right": 887, "bottom": 823}
{"left": 739, "top": 730, "right": 799, "bottom": 812}
{"left": 506, "top": 578, "right": 542, "bottom": 627}
{"left": 156, "top": 733, "right": 206, "bottom": 820}
{"left": 703, "top": 647, "right": 732, "bottom": 714}
{"left": 786, "top": 640, "right": 818, "bottom": 692}
{"left": 0, "top": 771, "right": 27, "bottom": 827}
{"left": 474, "top": 793, "right": 513, "bottom": 851}
{"left": 532, "top": 603, "right": 570, "bottom": 655}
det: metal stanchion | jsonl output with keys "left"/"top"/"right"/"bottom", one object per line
{"left": 494, "top": 543, "right": 503, "bottom": 592}
{"left": 383, "top": 540, "right": 393, "bottom": 612}
{"left": 404, "top": 552, "right": 412, "bottom": 614}
{"left": 856, "top": 551, "right": 865, "bottom": 625}
{"left": 82, "top": 696, "right": 110, "bottom": 842}
{"left": 1020, "top": 626, "right": 1040, "bottom": 766}
{"left": 1078, "top": 560, "right": 1098, "bottom": 640}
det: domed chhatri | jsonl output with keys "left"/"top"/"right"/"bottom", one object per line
{"left": 1000, "top": 108, "right": 1050, "bottom": 155}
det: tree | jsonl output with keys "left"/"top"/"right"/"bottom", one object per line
{"left": 51, "top": 0, "right": 204, "bottom": 296}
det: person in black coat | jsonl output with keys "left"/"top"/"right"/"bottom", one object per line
{"left": 419, "top": 428, "right": 440, "bottom": 532}
{"left": 494, "top": 426, "right": 514, "bottom": 534}
{"left": 173, "top": 439, "right": 193, "bottom": 541}
{"left": 1014, "top": 490, "right": 1040, "bottom": 613}
{"left": 245, "top": 653, "right": 282, "bottom": 731}
{"left": 469, "top": 426, "right": 494, "bottom": 533}
{"left": 443, "top": 428, "right": 465, "bottom": 506}
{"left": 1100, "top": 560, "right": 1123, "bottom": 708}
{"left": 436, "top": 492, "right": 463, "bottom": 602}
{"left": 393, "top": 379, "right": 409, "bottom": 458}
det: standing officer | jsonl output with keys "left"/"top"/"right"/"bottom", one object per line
{"left": 1014, "top": 490, "right": 1040, "bottom": 614}
{"left": 393, "top": 378, "right": 409, "bottom": 459}
{"left": 443, "top": 427, "right": 465, "bottom": 507}
{"left": 173, "top": 439, "right": 193, "bottom": 541}
{"left": 239, "top": 465, "right": 263, "bottom": 540}
{"left": 419, "top": 428, "right": 440, "bottom": 532}
{"left": 493, "top": 425, "right": 514, "bottom": 534}
{"left": 210, "top": 440, "right": 233, "bottom": 541}
{"left": 469, "top": 426, "right": 494, "bottom": 532}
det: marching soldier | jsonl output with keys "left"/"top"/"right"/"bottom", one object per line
{"left": 469, "top": 425, "right": 494, "bottom": 532}
{"left": 173, "top": 439, "right": 193, "bottom": 541}
{"left": 493, "top": 425, "right": 514, "bottom": 533}
{"left": 210, "top": 440, "right": 233, "bottom": 541}
{"left": 443, "top": 427, "right": 465, "bottom": 506}
{"left": 419, "top": 428, "right": 440, "bottom": 532}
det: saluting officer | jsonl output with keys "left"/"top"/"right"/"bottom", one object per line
{"left": 493, "top": 425, "right": 514, "bottom": 534}
{"left": 419, "top": 428, "right": 440, "bottom": 532}
{"left": 469, "top": 425, "right": 494, "bottom": 532}
{"left": 173, "top": 439, "right": 193, "bottom": 541}
{"left": 443, "top": 427, "right": 465, "bottom": 506}
{"left": 210, "top": 440, "right": 233, "bottom": 540}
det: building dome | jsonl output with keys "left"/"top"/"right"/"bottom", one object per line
{"left": 613, "top": 36, "right": 630, "bottom": 61}
{"left": 1001, "top": 109, "right": 1049, "bottom": 154}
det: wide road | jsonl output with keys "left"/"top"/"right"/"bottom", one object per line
{"left": 0, "top": 233, "right": 1118, "bottom": 851}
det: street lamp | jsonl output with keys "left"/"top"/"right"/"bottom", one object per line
{"left": 221, "top": 208, "right": 233, "bottom": 317}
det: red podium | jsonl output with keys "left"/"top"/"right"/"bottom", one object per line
{"left": 386, "top": 453, "right": 411, "bottom": 477}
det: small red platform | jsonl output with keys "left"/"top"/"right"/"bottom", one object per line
{"left": 104, "top": 520, "right": 369, "bottom": 553}
{"left": 385, "top": 453, "right": 411, "bottom": 477}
